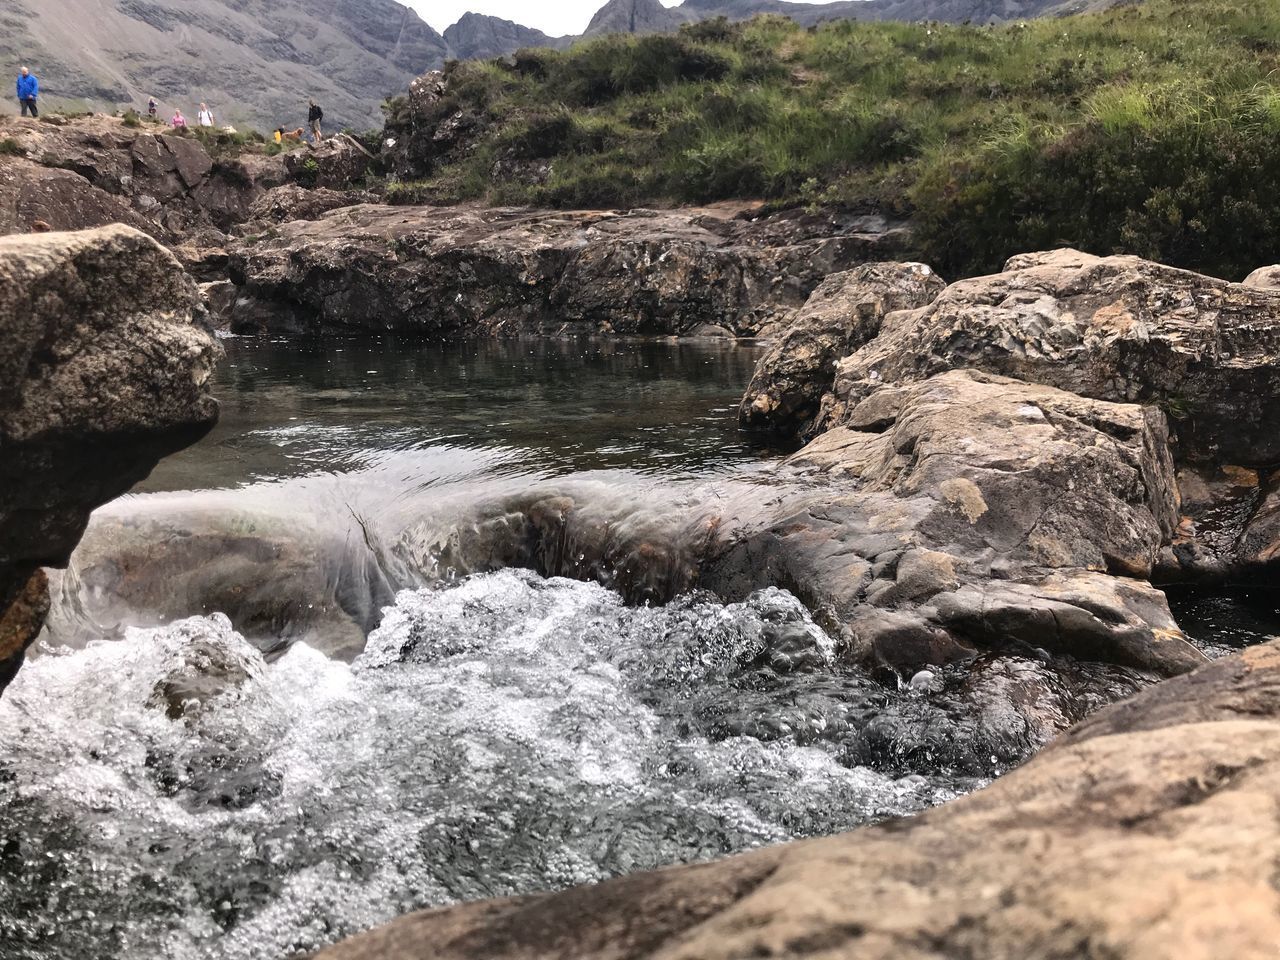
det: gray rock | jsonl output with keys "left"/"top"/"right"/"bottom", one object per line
{"left": 0, "top": 225, "right": 221, "bottom": 694}
{"left": 712, "top": 369, "right": 1199, "bottom": 676}
{"left": 246, "top": 183, "right": 377, "bottom": 225}
{"left": 0, "top": 115, "right": 285, "bottom": 240}
{"left": 227, "top": 204, "right": 909, "bottom": 337}
{"left": 282, "top": 134, "right": 374, "bottom": 190}
{"left": 820, "top": 248, "right": 1280, "bottom": 463}
{"left": 739, "top": 261, "right": 944, "bottom": 438}
{"left": 1242, "top": 264, "right": 1280, "bottom": 291}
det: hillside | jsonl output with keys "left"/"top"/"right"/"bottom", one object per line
{"left": 608, "top": 0, "right": 1126, "bottom": 32}
{"left": 382, "top": 0, "right": 1280, "bottom": 282}
{"left": 0, "top": 0, "right": 448, "bottom": 131}
{"left": 1, "top": 0, "right": 1129, "bottom": 134}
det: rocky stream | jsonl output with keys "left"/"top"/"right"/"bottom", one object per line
{"left": 3, "top": 112, "right": 1280, "bottom": 960}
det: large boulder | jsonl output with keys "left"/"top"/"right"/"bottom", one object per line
{"left": 712, "top": 369, "right": 1199, "bottom": 676}
{"left": 0, "top": 158, "right": 166, "bottom": 239}
{"left": 245, "top": 183, "right": 377, "bottom": 225}
{"left": 0, "top": 115, "right": 283, "bottom": 239}
{"left": 0, "top": 225, "right": 221, "bottom": 693}
{"left": 819, "top": 248, "right": 1280, "bottom": 463}
{"left": 282, "top": 134, "right": 375, "bottom": 189}
{"left": 227, "top": 204, "right": 908, "bottom": 336}
{"left": 739, "top": 261, "right": 945, "bottom": 438}
{"left": 313, "top": 640, "right": 1280, "bottom": 960}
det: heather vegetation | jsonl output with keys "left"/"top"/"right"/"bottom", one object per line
{"left": 382, "top": 0, "right": 1280, "bottom": 279}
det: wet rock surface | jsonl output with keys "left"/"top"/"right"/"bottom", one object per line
{"left": 226, "top": 204, "right": 911, "bottom": 336}
{"left": 313, "top": 639, "right": 1280, "bottom": 960}
{"left": 0, "top": 225, "right": 220, "bottom": 694}
{"left": 375, "top": 368, "right": 1201, "bottom": 678}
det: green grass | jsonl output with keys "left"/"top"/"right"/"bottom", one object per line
{"left": 381, "top": 2, "right": 1280, "bottom": 279}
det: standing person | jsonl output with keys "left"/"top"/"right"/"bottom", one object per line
{"left": 197, "top": 102, "right": 214, "bottom": 127}
{"left": 16, "top": 67, "right": 38, "bottom": 118}
{"left": 147, "top": 96, "right": 158, "bottom": 118}
{"left": 307, "top": 99, "right": 323, "bottom": 144}
{"left": 170, "top": 108, "right": 187, "bottom": 129}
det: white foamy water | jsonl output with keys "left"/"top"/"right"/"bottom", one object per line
{"left": 0, "top": 571, "right": 971, "bottom": 960}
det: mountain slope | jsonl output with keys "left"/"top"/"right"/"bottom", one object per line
{"left": 0, "top": 0, "right": 1133, "bottom": 134}
{"left": 444, "top": 13, "right": 569, "bottom": 60}
{"left": 0, "top": 0, "right": 448, "bottom": 131}
{"left": 583, "top": 0, "right": 693, "bottom": 38}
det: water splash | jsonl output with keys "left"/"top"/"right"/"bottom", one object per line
{"left": 2, "top": 571, "right": 986, "bottom": 960}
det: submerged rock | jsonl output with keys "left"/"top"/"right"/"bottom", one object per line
{"left": 818, "top": 248, "right": 1280, "bottom": 463}
{"left": 738, "top": 261, "right": 945, "bottom": 439}
{"left": 44, "top": 497, "right": 391, "bottom": 662}
{"left": 387, "top": 369, "right": 1198, "bottom": 677}
{"left": 226, "top": 204, "right": 909, "bottom": 336}
{"left": 312, "top": 640, "right": 1280, "bottom": 960}
{"left": 0, "top": 225, "right": 220, "bottom": 694}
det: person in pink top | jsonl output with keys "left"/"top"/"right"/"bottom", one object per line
{"left": 171, "top": 109, "right": 187, "bottom": 129}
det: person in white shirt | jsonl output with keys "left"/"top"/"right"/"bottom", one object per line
{"left": 197, "top": 102, "right": 215, "bottom": 127}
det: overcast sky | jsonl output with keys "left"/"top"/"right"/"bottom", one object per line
{"left": 411, "top": 1, "right": 682, "bottom": 37}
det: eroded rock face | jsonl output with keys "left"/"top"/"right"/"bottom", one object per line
{"left": 245, "top": 184, "right": 377, "bottom": 225}
{"left": 282, "top": 134, "right": 374, "bottom": 190}
{"left": 227, "top": 204, "right": 909, "bottom": 336}
{"left": 0, "top": 158, "right": 165, "bottom": 239}
{"left": 0, "top": 115, "right": 287, "bottom": 240}
{"left": 715, "top": 369, "right": 1198, "bottom": 677}
{"left": 818, "top": 248, "right": 1280, "bottom": 463}
{"left": 0, "top": 225, "right": 221, "bottom": 692}
{"left": 312, "top": 641, "right": 1280, "bottom": 960}
{"left": 739, "top": 261, "right": 945, "bottom": 438}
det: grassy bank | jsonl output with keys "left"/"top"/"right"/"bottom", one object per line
{"left": 383, "top": 0, "right": 1280, "bottom": 279}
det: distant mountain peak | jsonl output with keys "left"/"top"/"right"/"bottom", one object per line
{"left": 584, "top": 0, "right": 691, "bottom": 38}
{"left": 443, "top": 11, "right": 564, "bottom": 60}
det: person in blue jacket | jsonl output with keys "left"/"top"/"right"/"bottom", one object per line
{"left": 16, "top": 67, "right": 38, "bottom": 117}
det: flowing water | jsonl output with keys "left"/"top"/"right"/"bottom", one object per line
{"left": 0, "top": 338, "right": 1273, "bottom": 960}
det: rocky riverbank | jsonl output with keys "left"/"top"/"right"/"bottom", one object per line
{"left": 224, "top": 204, "right": 910, "bottom": 337}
